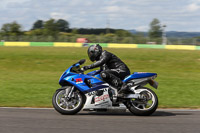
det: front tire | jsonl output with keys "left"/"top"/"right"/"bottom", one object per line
{"left": 52, "top": 86, "right": 85, "bottom": 115}
{"left": 125, "top": 87, "right": 158, "bottom": 116}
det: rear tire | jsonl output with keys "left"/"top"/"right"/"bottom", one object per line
{"left": 52, "top": 86, "right": 85, "bottom": 115}
{"left": 125, "top": 87, "right": 158, "bottom": 116}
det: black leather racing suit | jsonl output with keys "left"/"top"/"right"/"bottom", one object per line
{"left": 87, "top": 50, "right": 130, "bottom": 90}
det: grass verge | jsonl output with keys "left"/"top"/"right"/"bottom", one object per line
{"left": 0, "top": 47, "right": 200, "bottom": 108}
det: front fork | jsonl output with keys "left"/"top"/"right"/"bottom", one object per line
{"left": 65, "top": 86, "right": 75, "bottom": 100}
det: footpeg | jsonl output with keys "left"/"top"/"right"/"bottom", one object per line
{"left": 117, "top": 93, "right": 125, "bottom": 97}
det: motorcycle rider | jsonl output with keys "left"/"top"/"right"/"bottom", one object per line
{"left": 83, "top": 44, "right": 131, "bottom": 94}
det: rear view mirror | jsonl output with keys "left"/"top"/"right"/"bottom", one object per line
{"left": 79, "top": 59, "right": 86, "bottom": 65}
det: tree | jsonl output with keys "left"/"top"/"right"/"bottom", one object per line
{"left": 0, "top": 21, "right": 23, "bottom": 36}
{"left": 1, "top": 24, "right": 11, "bottom": 35}
{"left": 148, "top": 18, "right": 162, "bottom": 38}
{"left": 43, "top": 19, "right": 59, "bottom": 36}
{"left": 56, "top": 19, "right": 69, "bottom": 32}
{"left": 32, "top": 20, "right": 44, "bottom": 30}
{"left": 115, "top": 29, "right": 132, "bottom": 37}
{"left": 27, "top": 29, "right": 44, "bottom": 36}
{"left": 71, "top": 28, "right": 78, "bottom": 34}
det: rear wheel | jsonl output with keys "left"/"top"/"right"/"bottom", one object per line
{"left": 52, "top": 86, "right": 85, "bottom": 115}
{"left": 125, "top": 87, "right": 158, "bottom": 116}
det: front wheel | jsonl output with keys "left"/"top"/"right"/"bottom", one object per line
{"left": 52, "top": 86, "right": 85, "bottom": 115}
{"left": 125, "top": 87, "right": 158, "bottom": 116}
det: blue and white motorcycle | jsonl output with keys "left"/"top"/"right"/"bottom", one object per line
{"left": 52, "top": 59, "right": 159, "bottom": 116}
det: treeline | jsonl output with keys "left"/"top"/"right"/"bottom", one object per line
{"left": 0, "top": 18, "right": 150, "bottom": 43}
{"left": 1, "top": 18, "right": 199, "bottom": 45}
{"left": 0, "top": 19, "right": 131, "bottom": 36}
{"left": 75, "top": 28, "right": 116, "bottom": 34}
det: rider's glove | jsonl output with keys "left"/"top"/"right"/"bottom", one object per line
{"left": 83, "top": 66, "right": 90, "bottom": 71}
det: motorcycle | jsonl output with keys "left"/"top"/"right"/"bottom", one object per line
{"left": 52, "top": 59, "right": 159, "bottom": 116}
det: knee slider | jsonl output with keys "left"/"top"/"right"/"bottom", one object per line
{"left": 112, "top": 79, "right": 118, "bottom": 86}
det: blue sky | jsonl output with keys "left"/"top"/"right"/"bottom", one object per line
{"left": 1, "top": 0, "right": 200, "bottom": 32}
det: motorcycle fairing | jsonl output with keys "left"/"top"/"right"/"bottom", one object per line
{"left": 59, "top": 67, "right": 108, "bottom": 93}
{"left": 87, "top": 70, "right": 101, "bottom": 76}
{"left": 123, "top": 72, "right": 157, "bottom": 82}
{"left": 83, "top": 88, "right": 113, "bottom": 109}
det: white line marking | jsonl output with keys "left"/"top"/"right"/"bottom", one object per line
{"left": 0, "top": 107, "right": 53, "bottom": 110}
{"left": 0, "top": 107, "right": 200, "bottom": 111}
{"left": 158, "top": 109, "right": 200, "bottom": 112}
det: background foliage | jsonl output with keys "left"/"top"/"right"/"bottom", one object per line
{"left": 1, "top": 18, "right": 200, "bottom": 45}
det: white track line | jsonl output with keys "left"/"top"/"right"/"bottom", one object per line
{"left": 0, "top": 107, "right": 53, "bottom": 110}
{"left": 158, "top": 109, "right": 200, "bottom": 112}
{"left": 0, "top": 107, "right": 200, "bottom": 111}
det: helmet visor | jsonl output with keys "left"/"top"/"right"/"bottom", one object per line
{"left": 88, "top": 49, "right": 96, "bottom": 62}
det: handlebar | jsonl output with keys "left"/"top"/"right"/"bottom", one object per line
{"left": 80, "top": 67, "right": 85, "bottom": 72}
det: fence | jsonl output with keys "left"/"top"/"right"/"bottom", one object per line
{"left": 1, "top": 35, "right": 200, "bottom": 45}
{"left": 1, "top": 42, "right": 200, "bottom": 50}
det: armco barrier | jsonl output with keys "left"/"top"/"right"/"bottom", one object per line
{"left": 165, "top": 45, "right": 196, "bottom": 50}
{"left": 0, "top": 42, "right": 4, "bottom": 46}
{"left": 86, "top": 43, "right": 108, "bottom": 47}
{"left": 30, "top": 42, "right": 54, "bottom": 46}
{"left": 196, "top": 46, "right": 200, "bottom": 50}
{"left": 137, "top": 44, "right": 165, "bottom": 49}
{"left": 4, "top": 42, "right": 30, "bottom": 47}
{"left": 54, "top": 42, "right": 82, "bottom": 47}
{"left": 0, "top": 41, "right": 200, "bottom": 50}
{"left": 108, "top": 43, "right": 137, "bottom": 48}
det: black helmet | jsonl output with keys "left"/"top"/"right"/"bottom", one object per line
{"left": 87, "top": 44, "right": 102, "bottom": 62}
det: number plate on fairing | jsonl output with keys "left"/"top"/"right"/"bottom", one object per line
{"left": 83, "top": 88, "right": 113, "bottom": 109}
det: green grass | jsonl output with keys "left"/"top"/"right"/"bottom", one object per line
{"left": 0, "top": 47, "right": 200, "bottom": 108}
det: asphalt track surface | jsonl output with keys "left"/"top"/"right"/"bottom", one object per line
{"left": 0, "top": 108, "right": 200, "bottom": 133}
